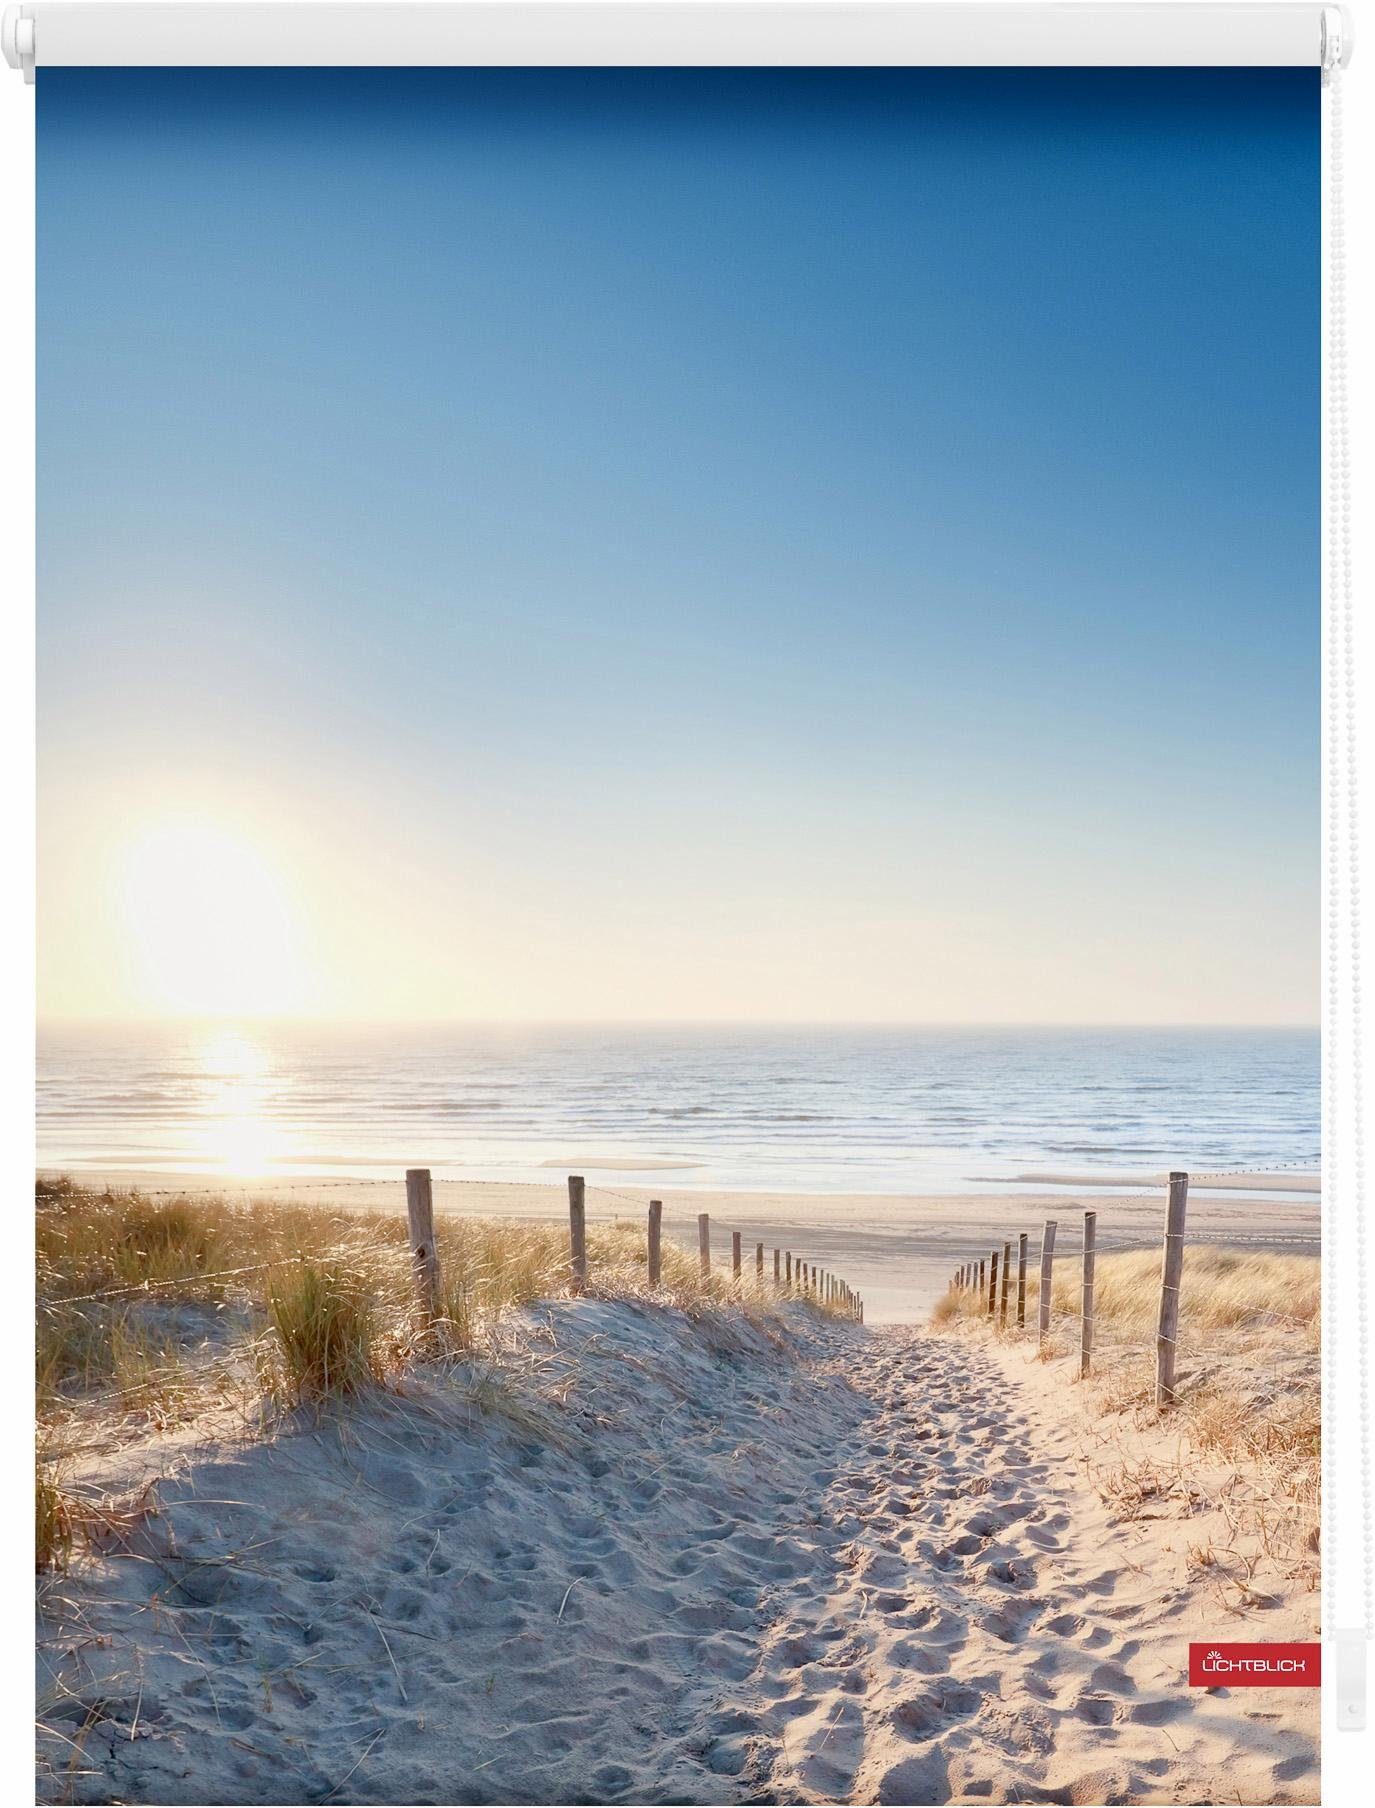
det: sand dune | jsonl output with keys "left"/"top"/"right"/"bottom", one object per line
{"left": 38, "top": 1295, "right": 1316, "bottom": 1805}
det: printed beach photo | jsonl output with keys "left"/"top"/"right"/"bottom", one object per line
{"left": 36, "top": 70, "right": 1319, "bottom": 1806}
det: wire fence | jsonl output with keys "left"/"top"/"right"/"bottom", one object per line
{"left": 39, "top": 1164, "right": 1314, "bottom": 1425}
{"left": 943, "top": 1170, "right": 1318, "bottom": 1408}
{"left": 545, "top": 1170, "right": 861, "bottom": 1318}
{"left": 36, "top": 1170, "right": 864, "bottom": 1434}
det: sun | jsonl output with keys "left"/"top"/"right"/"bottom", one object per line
{"left": 114, "top": 815, "right": 314, "bottom": 1017}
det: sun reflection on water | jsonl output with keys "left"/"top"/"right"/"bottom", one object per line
{"left": 190, "top": 1026, "right": 287, "bottom": 1175}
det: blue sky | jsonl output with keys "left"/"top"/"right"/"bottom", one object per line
{"left": 37, "top": 70, "right": 1319, "bottom": 1024}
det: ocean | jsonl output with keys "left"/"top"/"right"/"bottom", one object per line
{"left": 35, "top": 1022, "right": 1319, "bottom": 1195}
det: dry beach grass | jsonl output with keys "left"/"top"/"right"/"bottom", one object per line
{"left": 36, "top": 1180, "right": 847, "bottom": 1562}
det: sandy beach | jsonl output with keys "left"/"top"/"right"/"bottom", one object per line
{"left": 46, "top": 1169, "right": 1319, "bottom": 1325}
{"left": 37, "top": 1282, "right": 1317, "bottom": 1805}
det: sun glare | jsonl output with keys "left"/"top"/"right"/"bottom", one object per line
{"left": 189, "top": 1025, "right": 288, "bottom": 1174}
{"left": 114, "top": 816, "right": 313, "bottom": 1018}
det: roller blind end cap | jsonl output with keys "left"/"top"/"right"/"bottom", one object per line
{"left": 2, "top": 8, "right": 36, "bottom": 84}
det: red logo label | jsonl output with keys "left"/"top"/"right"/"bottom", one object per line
{"left": 1189, "top": 1643, "right": 1321, "bottom": 1687}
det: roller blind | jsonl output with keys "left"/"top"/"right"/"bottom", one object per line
{"left": 18, "top": 5, "right": 1365, "bottom": 1805}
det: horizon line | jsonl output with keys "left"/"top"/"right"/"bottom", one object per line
{"left": 35, "top": 1015, "right": 1321, "bottom": 1033}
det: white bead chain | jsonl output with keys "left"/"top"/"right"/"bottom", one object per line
{"left": 1324, "top": 55, "right": 1372, "bottom": 1646}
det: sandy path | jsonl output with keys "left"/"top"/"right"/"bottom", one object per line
{"left": 731, "top": 1331, "right": 1316, "bottom": 1806}
{"left": 39, "top": 1312, "right": 1316, "bottom": 1806}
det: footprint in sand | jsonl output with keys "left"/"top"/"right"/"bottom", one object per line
{"left": 1071, "top": 1692, "right": 1118, "bottom": 1725}
{"left": 889, "top": 1683, "right": 982, "bottom": 1741}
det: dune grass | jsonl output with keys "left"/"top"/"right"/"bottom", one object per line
{"left": 262, "top": 1258, "right": 386, "bottom": 1403}
{"left": 37, "top": 1186, "right": 230, "bottom": 1300}
{"left": 35, "top": 1458, "right": 72, "bottom": 1573}
{"left": 932, "top": 1245, "right": 1318, "bottom": 1339}
{"left": 36, "top": 1180, "right": 846, "bottom": 1449}
{"left": 36, "top": 1303, "right": 189, "bottom": 1414}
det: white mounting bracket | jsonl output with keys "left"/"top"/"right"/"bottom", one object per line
{"left": 2, "top": 6, "right": 35, "bottom": 83}
{"left": 1322, "top": 5, "right": 1355, "bottom": 69}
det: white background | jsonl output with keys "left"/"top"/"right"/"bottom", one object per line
{"left": 1, "top": 4, "right": 1370, "bottom": 1802}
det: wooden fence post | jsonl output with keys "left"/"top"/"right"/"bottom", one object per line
{"left": 568, "top": 1175, "right": 587, "bottom": 1294}
{"left": 998, "top": 1241, "right": 1011, "bottom": 1327}
{"left": 756, "top": 1241, "right": 765, "bottom": 1279}
{"left": 732, "top": 1231, "right": 742, "bottom": 1279}
{"left": 698, "top": 1213, "right": 711, "bottom": 1282}
{"left": 785, "top": 1251, "right": 792, "bottom": 1287}
{"left": 979, "top": 1257, "right": 986, "bottom": 1294}
{"left": 986, "top": 1249, "right": 999, "bottom": 1317}
{"left": 773, "top": 1248, "right": 781, "bottom": 1285}
{"left": 1016, "top": 1234, "right": 1028, "bottom": 1328}
{"left": 647, "top": 1198, "right": 663, "bottom": 1288}
{"left": 405, "top": 1168, "right": 441, "bottom": 1326}
{"left": 1037, "top": 1220, "right": 1058, "bottom": 1343}
{"left": 1155, "top": 1172, "right": 1189, "bottom": 1407}
{"left": 1080, "top": 1210, "right": 1097, "bottom": 1378}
